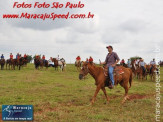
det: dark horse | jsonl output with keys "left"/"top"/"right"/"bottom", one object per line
{"left": 34, "top": 58, "right": 48, "bottom": 69}
{"left": 6, "top": 59, "right": 16, "bottom": 70}
{"left": 17, "top": 57, "right": 26, "bottom": 70}
{"left": 6, "top": 58, "right": 26, "bottom": 70}
{"left": 79, "top": 62, "right": 133, "bottom": 104}
{"left": 0, "top": 59, "right": 5, "bottom": 70}
{"left": 52, "top": 58, "right": 58, "bottom": 70}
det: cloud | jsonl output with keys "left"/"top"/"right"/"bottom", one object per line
{"left": 0, "top": 0, "right": 163, "bottom": 63}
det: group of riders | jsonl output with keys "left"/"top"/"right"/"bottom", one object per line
{"left": 34, "top": 55, "right": 66, "bottom": 71}
{"left": 120, "top": 57, "right": 157, "bottom": 80}
{"left": 75, "top": 56, "right": 94, "bottom": 66}
{"left": 0, "top": 53, "right": 28, "bottom": 70}
{"left": 0, "top": 53, "right": 66, "bottom": 71}
{"left": 77, "top": 45, "right": 158, "bottom": 89}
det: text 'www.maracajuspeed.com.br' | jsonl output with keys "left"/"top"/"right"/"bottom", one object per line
{"left": 3, "top": 12, "right": 94, "bottom": 20}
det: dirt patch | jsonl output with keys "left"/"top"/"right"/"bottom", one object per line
{"left": 129, "top": 94, "right": 154, "bottom": 100}
{"left": 102, "top": 94, "right": 154, "bottom": 100}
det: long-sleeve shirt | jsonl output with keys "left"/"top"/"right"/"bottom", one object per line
{"left": 105, "top": 52, "right": 120, "bottom": 67}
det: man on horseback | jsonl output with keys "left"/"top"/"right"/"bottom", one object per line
{"left": 150, "top": 58, "right": 156, "bottom": 74}
{"left": 127, "top": 59, "right": 132, "bottom": 68}
{"left": 89, "top": 56, "right": 93, "bottom": 63}
{"left": 10, "top": 53, "right": 13, "bottom": 60}
{"left": 101, "top": 45, "right": 120, "bottom": 89}
{"left": 139, "top": 59, "right": 146, "bottom": 75}
{"left": 24, "top": 54, "right": 27, "bottom": 59}
{"left": 1, "top": 54, "right": 4, "bottom": 59}
{"left": 75, "top": 56, "right": 81, "bottom": 66}
{"left": 57, "top": 55, "right": 60, "bottom": 61}
{"left": 42, "top": 55, "right": 46, "bottom": 64}
{"left": 120, "top": 59, "right": 125, "bottom": 65}
{"left": 86, "top": 58, "right": 89, "bottom": 63}
{"left": 16, "top": 53, "right": 20, "bottom": 60}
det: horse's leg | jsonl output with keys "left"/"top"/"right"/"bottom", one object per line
{"left": 101, "top": 87, "right": 109, "bottom": 103}
{"left": 6, "top": 63, "right": 7, "bottom": 70}
{"left": 91, "top": 85, "right": 101, "bottom": 104}
{"left": 121, "top": 84, "right": 129, "bottom": 104}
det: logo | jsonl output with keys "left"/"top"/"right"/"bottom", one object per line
{"left": 2, "top": 105, "right": 33, "bottom": 121}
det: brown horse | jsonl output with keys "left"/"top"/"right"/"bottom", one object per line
{"left": 40, "top": 59, "right": 49, "bottom": 69}
{"left": 136, "top": 66, "right": 147, "bottom": 80}
{"left": 34, "top": 58, "right": 48, "bottom": 70}
{"left": 52, "top": 58, "right": 58, "bottom": 70}
{"left": 149, "top": 65, "right": 157, "bottom": 81}
{"left": 75, "top": 60, "right": 83, "bottom": 71}
{"left": 131, "top": 60, "right": 138, "bottom": 78}
{"left": 6, "top": 59, "right": 16, "bottom": 70}
{"left": 79, "top": 62, "right": 133, "bottom": 104}
{"left": 0, "top": 59, "right": 5, "bottom": 70}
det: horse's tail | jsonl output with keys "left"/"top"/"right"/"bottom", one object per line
{"left": 129, "top": 68, "right": 133, "bottom": 88}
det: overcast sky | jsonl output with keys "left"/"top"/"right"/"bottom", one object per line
{"left": 0, "top": 0, "right": 162, "bottom": 64}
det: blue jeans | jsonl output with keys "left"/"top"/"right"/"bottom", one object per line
{"left": 108, "top": 66, "right": 114, "bottom": 85}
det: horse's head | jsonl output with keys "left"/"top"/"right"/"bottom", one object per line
{"left": 79, "top": 62, "right": 89, "bottom": 80}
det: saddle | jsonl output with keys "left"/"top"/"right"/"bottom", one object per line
{"left": 103, "top": 66, "right": 124, "bottom": 76}
{"left": 103, "top": 66, "right": 124, "bottom": 87}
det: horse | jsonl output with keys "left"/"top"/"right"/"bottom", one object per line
{"left": 6, "top": 59, "right": 16, "bottom": 70}
{"left": 23, "top": 57, "right": 28, "bottom": 66}
{"left": 52, "top": 58, "right": 66, "bottom": 71}
{"left": 34, "top": 58, "right": 49, "bottom": 70}
{"left": 0, "top": 59, "right": 5, "bottom": 70}
{"left": 120, "top": 62, "right": 128, "bottom": 68}
{"left": 136, "top": 66, "right": 147, "bottom": 80}
{"left": 131, "top": 60, "right": 138, "bottom": 78}
{"left": 17, "top": 57, "right": 27, "bottom": 70}
{"left": 34, "top": 58, "right": 41, "bottom": 69}
{"left": 59, "top": 58, "right": 66, "bottom": 71}
{"left": 149, "top": 65, "right": 157, "bottom": 81}
{"left": 79, "top": 62, "right": 133, "bottom": 104}
{"left": 75, "top": 60, "right": 83, "bottom": 71}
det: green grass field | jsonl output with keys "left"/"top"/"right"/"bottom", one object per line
{"left": 0, "top": 64, "right": 162, "bottom": 122}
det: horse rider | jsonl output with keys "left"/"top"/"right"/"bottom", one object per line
{"left": 127, "top": 59, "right": 132, "bottom": 68}
{"left": 76, "top": 56, "right": 81, "bottom": 61}
{"left": 42, "top": 55, "right": 46, "bottom": 64}
{"left": 120, "top": 59, "right": 125, "bottom": 65}
{"left": 100, "top": 45, "right": 120, "bottom": 89}
{"left": 135, "top": 58, "right": 139, "bottom": 67}
{"left": 16, "top": 53, "right": 20, "bottom": 60}
{"left": 139, "top": 59, "right": 146, "bottom": 75}
{"left": 36, "top": 55, "right": 40, "bottom": 59}
{"left": 57, "top": 55, "right": 60, "bottom": 61}
{"left": 24, "top": 54, "right": 27, "bottom": 59}
{"left": 1, "top": 54, "right": 4, "bottom": 59}
{"left": 76, "top": 56, "right": 81, "bottom": 65}
{"left": 10, "top": 53, "right": 13, "bottom": 60}
{"left": 89, "top": 56, "right": 93, "bottom": 63}
{"left": 86, "top": 58, "right": 89, "bottom": 63}
{"left": 150, "top": 58, "right": 156, "bottom": 74}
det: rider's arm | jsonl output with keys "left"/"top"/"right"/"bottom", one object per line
{"left": 100, "top": 61, "right": 106, "bottom": 65}
{"left": 100, "top": 55, "right": 108, "bottom": 65}
{"left": 112, "top": 53, "right": 120, "bottom": 66}
{"left": 114, "top": 59, "right": 120, "bottom": 65}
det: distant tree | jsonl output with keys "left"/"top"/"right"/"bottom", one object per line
{"left": 27, "top": 55, "right": 33, "bottom": 63}
{"left": 130, "top": 56, "right": 142, "bottom": 61}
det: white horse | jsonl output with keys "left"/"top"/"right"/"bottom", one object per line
{"left": 58, "top": 58, "right": 66, "bottom": 71}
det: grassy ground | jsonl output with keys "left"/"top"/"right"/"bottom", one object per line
{"left": 0, "top": 64, "right": 162, "bottom": 122}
